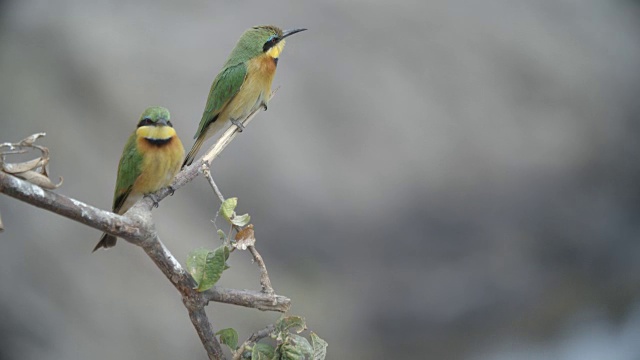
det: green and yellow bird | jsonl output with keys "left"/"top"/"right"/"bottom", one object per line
{"left": 93, "top": 106, "right": 185, "bottom": 252}
{"left": 182, "top": 25, "right": 306, "bottom": 167}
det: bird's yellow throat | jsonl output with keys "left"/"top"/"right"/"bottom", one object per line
{"left": 266, "top": 40, "right": 285, "bottom": 59}
{"left": 136, "top": 125, "right": 176, "bottom": 141}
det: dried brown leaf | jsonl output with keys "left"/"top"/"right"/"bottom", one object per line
{"left": 14, "top": 170, "right": 63, "bottom": 189}
{"left": 19, "top": 133, "right": 46, "bottom": 146}
{"left": 1, "top": 133, "right": 60, "bottom": 189}
{"left": 2, "top": 157, "right": 45, "bottom": 174}
{"left": 234, "top": 224, "right": 255, "bottom": 250}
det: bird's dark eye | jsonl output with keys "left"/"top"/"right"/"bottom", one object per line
{"left": 263, "top": 35, "right": 279, "bottom": 52}
{"left": 137, "top": 118, "right": 154, "bottom": 127}
{"left": 167, "top": 120, "right": 173, "bottom": 127}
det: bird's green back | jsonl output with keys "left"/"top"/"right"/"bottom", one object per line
{"left": 112, "top": 132, "right": 143, "bottom": 212}
{"left": 195, "top": 63, "right": 248, "bottom": 138}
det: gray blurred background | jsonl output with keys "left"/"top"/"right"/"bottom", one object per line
{"left": 1, "top": 0, "right": 640, "bottom": 359}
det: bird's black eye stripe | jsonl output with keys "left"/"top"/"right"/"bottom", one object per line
{"left": 263, "top": 36, "right": 279, "bottom": 52}
{"left": 137, "top": 118, "right": 154, "bottom": 127}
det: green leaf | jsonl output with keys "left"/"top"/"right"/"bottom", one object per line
{"left": 310, "top": 332, "right": 328, "bottom": 360}
{"left": 276, "top": 316, "right": 307, "bottom": 334}
{"left": 287, "top": 334, "right": 313, "bottom": 357}
{"left": 252, "top": 342, "right": 275, "bottom": 360}
{"left": 186, "top": 248, "right": 212, "bottom": 289}
{"left": 219, "top": 197, "right": 238, "bottom": 221}
{"left": 217, "top": 229, "right": 227, "bottom": 242}
{"left": 280, "top": 343, "right": 304, "bottom": 360}
{"left": 230, "top": 213, "right": 251, "bottom": 227}
{"left": 216, "top": 328, "right": 238, "bottom": 350}
{"left": 202, "top": 245, "right": 230, "bottom": 291}
{"left": 186, "top": 246, "right": 229, "bottom": 291}
{"left": 221, "top": 245, "right": 230, "bottom": 261}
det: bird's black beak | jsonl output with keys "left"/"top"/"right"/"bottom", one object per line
{"left": 156, "top": 118, "right": 169, "bottom": 126}
{"left": 281, "top": 28, "right": 307, "bottom": 40}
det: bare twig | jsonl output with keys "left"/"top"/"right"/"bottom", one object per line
{"left": 249, "top": 246, "right": 275, "bottom": 295}
{"left": 202, "top": 163, "right": 238, "bottom": 249}
{"left": 188, "top": 307, "right": 224, "bottom": 359}
{"left": 203, "top": 287, "right": 290, "bottom": 312}
{"left": 201, "top": 162, "right": 275, "bottom": 295}
{"left": 0, "top": 171, "right": 144, "bottom": 239}
{"left": 202, "top": 164, "right": 226, "bottom": 203}
{"left": 141, "top": 235, "right": 225, "bottom": 359}
{"left": 246, "top": 324, "right": 276, "bottom": 344}
{"left": 233, "top": 324, "right": 276, "bottom": 360}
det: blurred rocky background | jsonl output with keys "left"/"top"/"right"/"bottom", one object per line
{"left": 2, "top": 0, "right": 640, "bottom": 359}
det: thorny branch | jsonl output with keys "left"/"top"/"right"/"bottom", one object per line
{"left": 0, "top": 101, "right": 290, "bottom": 360}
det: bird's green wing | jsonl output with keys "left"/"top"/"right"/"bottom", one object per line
{"left": 195, "top": 62, "right": 248, "bottom": 139}
{"left": 112, "top": 132, "right": 143, "bottom": 213}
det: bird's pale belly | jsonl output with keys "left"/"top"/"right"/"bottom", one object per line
{"left": 205, "top": 57, "right": 275, "bottom": 140}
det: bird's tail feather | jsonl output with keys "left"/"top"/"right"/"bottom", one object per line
{"left": 93, "top": 233, "right": 117, "bottom": 252}
{"left": 182, "top": 136, "right": 205, "bottom": 168}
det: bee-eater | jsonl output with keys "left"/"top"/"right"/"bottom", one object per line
{"left": 93, "top": 106, "right": 185, "bottom": 252}
{"left": 182, "top": 25, "right": 306, "bottom": 167}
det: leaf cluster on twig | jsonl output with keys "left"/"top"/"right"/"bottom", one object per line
{"left": 225, "top": 316, "right": 328, "bottom": 360}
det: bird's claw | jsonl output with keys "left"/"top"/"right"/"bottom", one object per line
{"left": 145, "top": 194, "right": 160, "bottom": 208}
{"left": 261, "top": 103, "right": 268, "bottom": 111}
{"left": 168, "top": 186, "right": 175, "bottom": 196}
{"left": 230, "top": 118, "right": 245, "bottom": 132}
